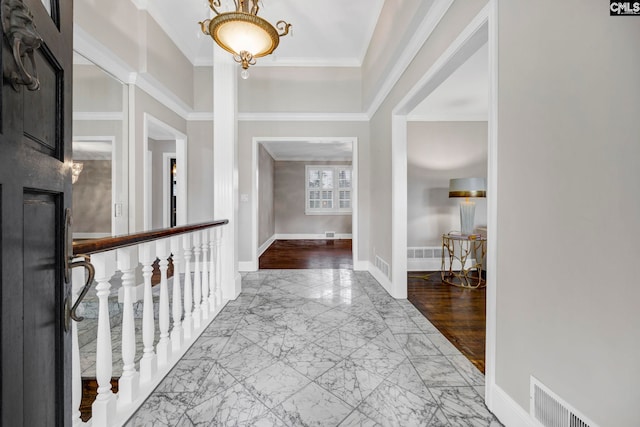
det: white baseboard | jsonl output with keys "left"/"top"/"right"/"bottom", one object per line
{"left": 353, "top": 260, "right": 368, "bottom": 271}
{"left": 407, "top": 258, "right": 473, "bottom": 272}
{"left": 258, "top": 235, "right": 275, "bottom": 257}
{"left": 366, "top": 261, "right": 395, "bottom": 297}
{"left": 238, "top": 261, "right": 257, "bottom": 272}
{"left": 274, "top": 233, "right": 353, "bottom": 240}
{"left": 489, "top": 383, "right": 535, "bottom": 427}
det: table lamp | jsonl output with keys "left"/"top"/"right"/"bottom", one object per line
{"left": 449, "top": 177, "right": 486, "bottom": 235}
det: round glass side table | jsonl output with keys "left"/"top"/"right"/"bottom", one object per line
{"left": 441, "top": 232, "right": 486, "bottom": 288}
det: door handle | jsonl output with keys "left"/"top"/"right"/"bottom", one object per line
{"left": 63, "top": 209, "right": 96, "bottom": 331}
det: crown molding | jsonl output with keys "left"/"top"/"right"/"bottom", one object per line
{"left": 193, "top": 56, "right": 361, "bottom": 68}
{"left": 130, "top": 0, "right": 149, "bottom": 10}
{"left": 407, "top": 113, "right": 488, "bottom": 122}
{"left": 357, "top": 0, "right": 386, "bottom": 65}
{"left": 238, "top": 112, "right": 369, "bottom": 122}
{"left": 365, "top": 0, "right": 455, "bottom": 119}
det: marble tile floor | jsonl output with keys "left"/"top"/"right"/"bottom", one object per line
{"left": 125, "top": 269, "right": 502, "bottom": 427}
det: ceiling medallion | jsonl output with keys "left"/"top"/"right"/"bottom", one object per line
{"left": 199, "top": 0, "right": 291, "bottom": 78}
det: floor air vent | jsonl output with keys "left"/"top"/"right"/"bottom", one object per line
{"left": 531, "top": 377, "right": 598, "bottom": 427}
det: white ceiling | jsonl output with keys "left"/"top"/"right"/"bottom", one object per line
{"left": 139, "top": 0, "right": 385, "bottom": 67}
{"left": 261, "top": 140, "right": 352, "bottom": 161}
{"left": 409, "top": 42, "right": 488, "bottom": 121}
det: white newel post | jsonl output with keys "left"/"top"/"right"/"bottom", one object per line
{"left": 91, "top": 251, "right": 117, "bottom": 427}
{"left": 117, "top": 246, "right": 140, "bottom": 404}
{"left": 179, "top": 234, "right": 194, "bottom": 339}
{"left": 170, "top": 237, "right": 184, "bottom": 350}
{"left": 139, "top": 243, "right": 157, "bottom": 382}
{"left": 193, "top": 232, "right": 206, "bottom": 321}
{"left": 208, "top": 228, "right": 217, "bottom": 312}
{"left": 213, "top": 44, "right": 241, "bottom": 301}
{"left": 201, "top": 230, "right": 210, "bottom": 316}
{"left": 214, "top": 227, "right": 223, "bottom": 307}
{"left": 156, "top": 238, "right": 172, "bottom": 365}
{"left": 71, "top": 260, "right": 85, "bottom": 427}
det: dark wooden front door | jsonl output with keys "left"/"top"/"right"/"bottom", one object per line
{"left": 0, "top": 0, "right": 72, "bottom": 425}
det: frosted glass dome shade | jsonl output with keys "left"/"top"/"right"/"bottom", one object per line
{"left": 210, "top": 12, "right": 279, "bottom": 58}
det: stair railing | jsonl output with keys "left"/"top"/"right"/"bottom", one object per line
{"left": 69, "top": 220, "right": 228, "bottom": 427}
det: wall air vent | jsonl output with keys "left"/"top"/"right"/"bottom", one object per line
{"left": 325, "top": 231, "right": 335, "bottom": 239}
{"left": 530, "top": 377, "right": 598, "bottom": 427}
{"left": 375, "top": 255, "right": 390, "bottom": 279}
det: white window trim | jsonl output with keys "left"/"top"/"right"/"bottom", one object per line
{"left": 305, "top": 165, "right": 352, "bottom": 215}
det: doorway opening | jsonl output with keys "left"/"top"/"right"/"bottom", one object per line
{"left": 143, "top": 114, "right": 187, "bottom": 230}
{"left": 390, "top": 4, "right": 497, "bottom": 402}
{"left": 249, "top": 137, "right": 359, "bottom": 271}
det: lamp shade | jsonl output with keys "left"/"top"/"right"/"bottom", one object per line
{"left": 449, "top": 177, "right": 486, "bottom": 198}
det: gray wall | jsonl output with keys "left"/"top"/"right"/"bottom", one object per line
{"left": 496, "top": 1, "right": 640, "bottom": 425}
{"left": 187, "top": 120, "right": 215, "bottom": 223}
{"left": 239, "top": 67, "right": 361, "bottom": 113}
{"left": 72, "top": 160, "right": 112, "bottom": 233}
{"left": 238, "top": 121, "right": 370, "bottom": 264}
{"left": 407, "top": 121, "right": 487, "bottom": 246}
{"left": 149, "top": 139, "right": 176, "bottom": 229}
{"left": 366, "top": 0, "right": 487, "bottom": 267}
{"left": 274, "top": 161, "right": 352, "bottom": 236}
{"left": 258, "top": 145, "right": 275, "bottom": 247}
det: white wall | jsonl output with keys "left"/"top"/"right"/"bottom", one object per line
{"left": 407, "top": 121, "right": 487, "bottom": 246}
{"left": 495, "top": 1, "right": 640, "bottom": 425}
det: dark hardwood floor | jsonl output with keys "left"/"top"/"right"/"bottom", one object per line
{"left": 408, "top": 271, "right": 486, "bottom": 373}
{"left": 259, "top": 239, "right": 353, "bottom": 269}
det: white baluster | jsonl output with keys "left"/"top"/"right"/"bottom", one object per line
{"left": 187, "top": 233, "right": 201, "bottom": 329}
{"left": 71, "top": 260, "right": 85, "bottom": 427}
{"left": 181, "top": 234, "right": 194, "bottom": 337}
{"left": 91, "top": 251, "right": 117, "bottom": 427}
{"left": 116, "top": 246, "right": 139, "bottom": 404}
{"left": 193, "top": 231, "right": 202, "bottom": 329}
{"left": 170, "top": 237, "right": 184, "bottom": 349}
{"left": 139, "top": 243, "right": 157, "bottom": 382}
{"left": 156, "top": 239, "right": 172, "bottom": 365}
{"left": 201, "top": 230, "right": 210, "bottom": 317}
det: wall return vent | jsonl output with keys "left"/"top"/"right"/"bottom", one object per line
{"left": 325, "top": 231, "right": 335, "bottom": 239}
{"left": 530, "top": 377, "right": 599, "bottom": 427}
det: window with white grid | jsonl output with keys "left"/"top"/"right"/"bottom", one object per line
{"left": 305, "top": 165, "right": 352, "bottom": 215}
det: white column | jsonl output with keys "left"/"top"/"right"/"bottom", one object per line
{"left": 214, "top": 227, "right": 223, "bottom": 307}
{"left": 90, "top": 251, "right": 117, "bottom": 427}
{"left": 139, "top": 243, "right": 157, "bottom": 382}
{"left": 180, "top": 234, "right": 194, "bottom": 338}
{"left": 71, "top": 260, "right": 85, "bottom": 427}
{"left": 193, "top": 232, "right": 207, "bottom": 321}
{"left": 156, "top": 238, "right": 172, "bottom": 365}
{"left": 208, "top": 227, "right": 218, "bottom": 311}
{"left": 201, "top": 230, "right": 210, "bottom": 316}
{"left": 170, "top": 237, "right": 184, "bottom": 350}
{"left": 116, "top": 246, "right": 140, "bottom": 404}
{"left": 213, "top": 44, "right": 241, "bottom": 300}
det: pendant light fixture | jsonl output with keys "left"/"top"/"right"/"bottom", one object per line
{"left": 199, "top": 0, "right": 292, "bottom": 74}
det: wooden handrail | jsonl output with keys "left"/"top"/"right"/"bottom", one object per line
{"left": 73, "top": 220, "right": 229, "bottom": 256}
